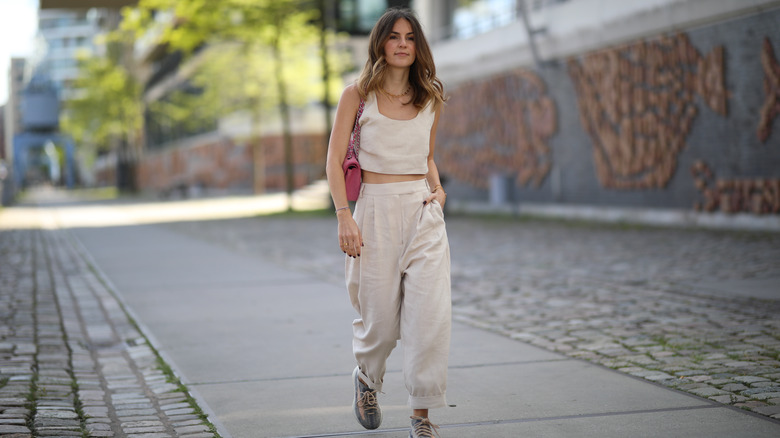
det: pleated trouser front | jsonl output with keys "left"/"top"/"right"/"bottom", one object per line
{"left": 346, "top": 179, "right": 452, "bottom": 409}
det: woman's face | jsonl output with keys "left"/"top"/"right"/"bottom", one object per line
{"left": 383, "top": 18, "right": 416, "bottom": 69}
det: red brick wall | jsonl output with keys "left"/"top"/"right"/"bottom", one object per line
{"left": 260, "top": 133, "right": 328, "bottom": 190}
{"left": 136, "top": 133, "right": 327, "bottom": 194}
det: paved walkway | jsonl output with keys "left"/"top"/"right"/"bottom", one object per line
{"left": 1, "top": 187, "right": 779, "bottom": 437}
{"left": 164, "top": 196, "right": 780, "bottom": 419}
{"left": 0, "top": 211, "right": 213, "bottom": 435}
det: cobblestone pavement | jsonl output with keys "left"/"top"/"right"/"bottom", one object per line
{"left": 163, "top": 212, "right": 780, "bottom": 421}
{"left": 0, "top": 223, "right": 218, "bottom": 437}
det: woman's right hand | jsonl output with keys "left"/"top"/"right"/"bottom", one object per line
{"left": 337, "top": 209, "right": 363, "bottom": 258}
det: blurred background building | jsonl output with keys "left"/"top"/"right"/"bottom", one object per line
{"left": 2, "top": 1, "right": 136, "bottom": 202}
{"left": 2, "top": 58, "right": 29, "bottom": 204}
{"left": 3, "top": 0, "right": 780, "bottom": 216}
{"left": 34, "top": 8, "right": 101, "bottom": 101}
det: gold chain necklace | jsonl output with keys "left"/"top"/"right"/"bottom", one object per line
{"left": 382, "top": 85, "right": 411, "bottom": 99}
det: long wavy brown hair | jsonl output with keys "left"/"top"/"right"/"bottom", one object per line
{"left": 357, "top": 8, "right": 446, "bottom": 111}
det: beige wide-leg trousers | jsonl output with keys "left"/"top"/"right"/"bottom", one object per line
{"left": 346, "top": 179, "right": 452, "bottom": 409}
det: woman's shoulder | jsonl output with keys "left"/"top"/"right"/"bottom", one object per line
{"left": 341, "top": 83, "right": 364, "bottom": 103}
{"left": 337, "top": 84, "right": 365, "bottom": 118}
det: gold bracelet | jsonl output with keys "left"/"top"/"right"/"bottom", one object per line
{"left": 432, "top": 184, "right": 443, "bottom": 193}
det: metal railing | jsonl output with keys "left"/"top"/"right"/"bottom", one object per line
{"left": 436, "top": 0, "right": 573, "bottom": 42}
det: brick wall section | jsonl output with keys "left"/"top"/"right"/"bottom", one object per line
{"left": 437, "top": 69, "right": 557, "bottom": 190}
{"left": 261, "top": 133, "right": 328, "bottom": 191}
{"left": 436, "top": 7, "right": 780, "bottom": 212}
{"left": 136, "top": 132, "right": 326, "bottom": 194}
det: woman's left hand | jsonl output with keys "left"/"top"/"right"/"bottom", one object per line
{"left": 423, "top": 188, "right": 446, "bottom": 208}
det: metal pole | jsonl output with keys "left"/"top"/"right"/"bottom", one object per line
{"left": 518, "top": 0, "right": 544, "bottom": 69}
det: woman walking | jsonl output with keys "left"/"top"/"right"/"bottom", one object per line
{"left": 325, "top": 7, "right": 451, "bottom": 438}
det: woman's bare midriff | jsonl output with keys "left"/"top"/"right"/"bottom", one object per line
{"left": 362, "top": 170, "right": 425, "bottom": 184}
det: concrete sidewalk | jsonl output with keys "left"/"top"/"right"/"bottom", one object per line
{"left": 4, "top": 189, "right": 780, "bottom": 437}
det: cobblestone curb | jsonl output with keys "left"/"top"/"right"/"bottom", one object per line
{"left": 443, "top": 219, "right": 780, "bottom": 421}
{"left": 0, "top": 227, "right": 219, "bottom": 437}
{"left": 452, "top": 274, "right": 780, "bottom": 420}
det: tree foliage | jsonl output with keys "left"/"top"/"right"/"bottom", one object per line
{"left": 123, "top": 0, "right": 346, "bottom": 199}
{"left": 124, "top": 0, "right": 343, "bottom": 119}
{"left": 61, "top": 33, "right": 143, "bottom": 174}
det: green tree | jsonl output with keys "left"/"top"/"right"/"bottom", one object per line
{"left": 125, "top": 0, "right": 342, "bottom": 205}
{"left": 61, "top": 32, "right": 143, "bottom": 192}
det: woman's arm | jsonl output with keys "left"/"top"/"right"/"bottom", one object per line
{"left": 424, "top": 106, "right": 446, "bottom": 207}
{"left": 326, "top": 84, "right": 363, "bottom": 257}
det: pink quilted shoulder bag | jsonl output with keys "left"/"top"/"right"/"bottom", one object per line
{"left": 342, "top": 99, "right": 365, "bottom": 201}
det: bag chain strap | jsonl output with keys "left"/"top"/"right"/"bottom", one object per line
{"left": 347, "top": 99, "right": 365, "bottom": 159}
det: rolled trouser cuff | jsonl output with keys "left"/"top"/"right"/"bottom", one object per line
{"left": 357, "top": 367, "right": 382, "bottom": 392}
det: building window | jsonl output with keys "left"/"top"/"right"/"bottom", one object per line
{"left": 52, "top": 58, "right": 76, "bottom": 70}
{"left": 527, "top": 0, "right": 571, "bottom": 11}
{"left": 452, "top": 0, "right": 517, "bottom": 40}
{"left": 40, "top": 19, "right": 58, "bottom": 29}
{"left": 442, "top": 0, "right": 573, "bottom": 40}
{"left": 336, "top": 0, "right": 412, "bottom": 35}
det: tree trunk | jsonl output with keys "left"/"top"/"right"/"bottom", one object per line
{"left": 116, "top": 136, "right": 137, "bottom": 193}
{"left": 272, "top": 25, "right": 295, "bottom": 211}
{"left": 319, "top": 0, "right": 333, "bottom": 160}
{"left": 252, "top": 103, "right": 266, "bottom": 195}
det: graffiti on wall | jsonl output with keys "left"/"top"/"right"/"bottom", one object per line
{"left": 759, "top": 37, "right": 780, "bottom": 143}
{"left": 692, "top": 160, "right": 780, "bottom": 214}
{"left": 568, "top": 33, "right": 728, "bottom": 190}
{"left": 436, "top": 69, "right": 556, "bottom": 189}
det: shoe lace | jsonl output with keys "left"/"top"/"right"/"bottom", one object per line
{"left": 411, "top": 416, "right": 441, "bottom": 438}
{"left": 357, "top": 389, "right": 378, "bottom": 414}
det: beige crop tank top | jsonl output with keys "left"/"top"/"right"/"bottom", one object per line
{"left": 358, "top": 91, "right": 435, "bottom": 175}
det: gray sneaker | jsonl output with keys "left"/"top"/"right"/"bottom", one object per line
{"left": 352, "top": 366, "right": 381, "bottom": 429}
{"left": 410, "top": 416, "right": 440, "bottom": 438}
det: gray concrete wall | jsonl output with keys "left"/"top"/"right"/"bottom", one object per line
{"left": 435, "top": 6, "right": 780, "bottom": 213}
